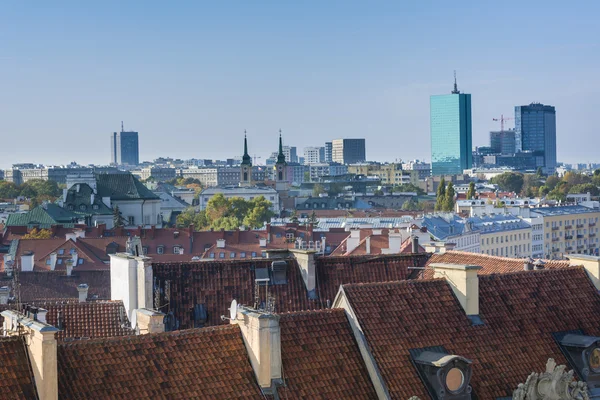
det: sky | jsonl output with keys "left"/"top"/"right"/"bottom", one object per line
{"left": 1, "top": 1, "right": 599, "bottom": 168}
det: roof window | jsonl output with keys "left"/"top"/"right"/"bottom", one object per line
{"left": 554, "top": 330, "right": 600, "bottom": 391}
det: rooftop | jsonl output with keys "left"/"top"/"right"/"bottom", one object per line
{"left": 531, "top": 205, "right": 599, "bottom": 216}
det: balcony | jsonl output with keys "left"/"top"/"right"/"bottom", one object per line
{"left": 552, "top": 237, "right": 560, "bottom": 242}
{"left": 565, "top": 225, "right": 573, "bottom": 229}
{"left": 566, "top": 246, "right": 573, "bottom": 251}
{"left": 590, "top": 222, "right": 596, "bottom": 227}
{"left": 565, "top": 235, "right": 573, "bottom": 240}
{"left": 577, "top": 234, "right": 584, "bottom": 239}
{"left": 552, "top": 226, "right": 560, "bottom": 231}
{"left": 590, "top": 244, "right": 597, "bottom": 249}
{"left": 591, "top": 233, "right": 596, "bottom": 238}
{"left": 577, "top": 224, "right": 585, "bottom": 229}
{"left": 578, "top": 245, "right": 585, "bottom": 250}
{"left": 552, "top": 248, "right": 560, "bottom": 252}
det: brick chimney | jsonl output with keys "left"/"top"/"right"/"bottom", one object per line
{"left": 135, "top": 308, "right": 166, "bottom": 334}
{"left": 432, "top": 263, "right": 482, "bottom": 317}
{"left": 77, "top": 284, "right": 88, "bottom": 303}
{"left": 232, "top": 306, "right": 282, "bottom": 391}
{"left": 2, "top": 309, "right": 59, "bottom": 400}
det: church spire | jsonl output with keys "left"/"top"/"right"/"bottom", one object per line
{"left": 241, "top": 130, "right": 252, "bottom": 166}
{"left": 276, "top": 129, "right": 286, "bottom": 164}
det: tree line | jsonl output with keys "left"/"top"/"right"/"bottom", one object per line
{"left": 434, "top": 178, "right": 455, "bottom": 212}
{"left": 0, "top": 179, "right": 62, "bottom": 206}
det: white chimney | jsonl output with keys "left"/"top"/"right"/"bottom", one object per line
{"left": 290, "top": 248, "right": 317, "bottom": 293}
{"left": 90, "top": 193, "right": 95, "bottom": 205}
{"left": 49, "top": 252, "right": 57, "bottom": 271}
{"left": 65, "top": 233, "right": 77, "bottom": 242}
{"left": 102, "top": 196, "right": 111, "bottom": 208}
{"left": 232, "top": 307, "right": 281, "bottom": 389}
{"left": 66, "top": 259, "right": 74, "bottom": 276}
{"left": 37, "top": 308, "right": 48, "bottom": 324}
{"left": 216, "top": 239, "right": 226, "bottom": 248}
{"left": 259, "top": 238, "right": 267, "bottom": 248}
{"left": 21, "top": 252, "right": 35, "bottom": 272}
{"left": 387, "top": 232, "right": 403, "bottom": 253}
{"left": 74, "top": 229, "right": 85, "bottom": 240}
{"left": 135, "top": 308, "right": 166, "bottom": 334}
{"left": 365, "top": 236, "right": 371, "bottom": 254}
{"left": 346, "top": 230, "right": 361, "bottom": 254}
{"left": 0, "top": 286, "right": 9, "bottom": 305}
{"left": 77, "top": 284, "right": 89, "bottom": 303}
{"left": 71, "top": 251, "right": 79, "bottom": 268}
{"left": 432, "top": 263, "right": 481, "bottom": 316}
{"left": 109, "top": 253, "right": 153, "bottom": 320}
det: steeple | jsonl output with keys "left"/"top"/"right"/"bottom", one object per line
{"left": 452, "top": 70, "right": 460, "bottom": 94}
{"left": 241, "top": 130, "right": 252, "bottom": 166}
{"left": 276, "top": 129, "right": 286, "bottom": 165}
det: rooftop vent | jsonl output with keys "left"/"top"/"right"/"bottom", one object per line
{"left": 271, "top": 260, "right": 287, "bottom": 285}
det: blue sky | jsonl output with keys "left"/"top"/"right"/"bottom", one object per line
{"left": 1, "top": 1, "right": 598, "bottom": 167}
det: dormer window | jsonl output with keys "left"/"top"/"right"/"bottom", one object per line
{"left": 142, "top": 246, "right": 148, "bottom": 255}
{"left": 157, "top": 246, "right": 164, "bottom": 255}
{"left": 93, "top": 204, "right": 99, "bottom": 210}
{"left": 79, "top": 204, "right": 87, "bottom": 211}
{"left": 410, "top": 346, "right": 473, "bottom": 399}
{"left": 554, "top": 331, "right": 600, "bottom": 390}
{"left": 58, "top": 249, "right": 64, "bottom": 255}
{"left": 173, "top": 246, "right": 181, "bottom": 254}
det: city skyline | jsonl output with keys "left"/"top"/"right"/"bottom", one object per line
{"left": 1, "top": 1, "right": 599, "bottom": 167}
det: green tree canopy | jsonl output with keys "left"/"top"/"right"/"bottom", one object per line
{"left": 491, "top": 172, "right": 524, "bottom": 193}
{"left": 466, "top": 182, "right": 476, "bottom": 200}
{"left": 569, "top": 183, "right": 600, "bottom": 197}
{"left": 444, "top": 182, "right": 456, "bottom": 212}
{"left": 435, "top": 178, "right": 446, "bottom": 211}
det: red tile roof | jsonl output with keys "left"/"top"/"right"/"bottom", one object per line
{"left": 423, "top": 250, "right": 572, "bottom": 278}
{"left": 17, "top": 270, "right": 111, "bottom": 301}
{"left": 0, "top": 336, "right": 38, "bottom": 399}
{"left": 57, "top": 325, "right": 263, "bottom": 399}
{"left": 278, "top": 309, "right": 377, "bottom": 399}
{"left": 341, "top": 267, "right": 600, "bottom": 399}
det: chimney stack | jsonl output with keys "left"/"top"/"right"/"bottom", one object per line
{"left": 411, "top": 235, "right": 419, "bottom": 254}
{"left": 77, "top": 284, "right": 88, "bottom": 302}
{"left": 135, "top": 309, "right": 166, "bottom": 334}
{"left": 432, "top": 263, "right": 481, "bottom": 317}
{"left": 533, "top": 259, "right": 545, "bottom": 270}
{"left": 290, "top": 248, "right": 317, "bottom": 297}
{"left": 232, "top": 306, "right": 282, "bottom": 391}
{"left": 0, "top": 286, "right": 9, "bottom": 305}
{"left": 21, "top": 252, "right": 35, "bottom": 272}
{"left": 66, "top": 259, "right": 74, "bottom": 276}
{"left": 523, "top": 257, "right": 534, "bottom": 271}
{"left": 365, "top": 236, "right": 371, "bottom": 255}
{"left": 49, "top": 252, "right": 57, "bottom": 271}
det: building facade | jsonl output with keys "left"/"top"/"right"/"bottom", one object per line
{"left": 515, "top": 103, "right": 557, "bottom": 173}
{"left": 324, "top": 142, "right": 333, "bottom": 163}
{"left": 430, "top": 78, "right": 472, "bottom": 175}
{"left": 331, "top": 139, "right": 366, "bottom": 164}
{"left": 111, "top": 129, "right": 139, "bottom": 166}
{"left": 303, "top": 147, "right": 323, "bottom": 164}
{"left": 490, "top": 130, "right": 516, "bottom": 155}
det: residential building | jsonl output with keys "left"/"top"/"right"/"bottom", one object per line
{"left": 515, "top": 102, "right": 557, "bottom": 173}
{"left": 331, "top": 139, "right": 366, "bottom": 164}
{"left": 401, "top": 159, "right": 431, "bottom": 180}
{"left": 469, "top": 214, "right": 532, "bottom": 257}
{"left": 282, "top": 145, "right": 298, "bottom": 163}
{"left": 530, "top": 205, "right": 600, "bottom": 258}
{"left": 324, "top": 141, "right": 333, "bottom": 162}
{"left": 285, "top": 163, "right": 309, "bottom": 185}
{"left": 430, "top": 75, "right": 472, "bottom": 175}
{"left": 308, "top": 163, "right": 348, "bottom": 181}
{"left": 303, "top": 147, "right": 323, "bottom": 164}
{"left": 110, "top": 125, "right": 139, "bottom": 166}
{"left": 419, "top": 213, "right": 481, "bottom": 253}
{"left": 132, "top": 167, "right": 177, "bottom": 182}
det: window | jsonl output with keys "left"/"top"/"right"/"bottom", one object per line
{"left": 270, "top": 196, "right": 275, "bottom": 201}
{"left": 46, "top": 259, "right": 51, "bottom": 265}
{"left": 240, "top": 252, "right": 246, "bottom": 258}
{"left": 57, "top": 259, "right": 63, "bottom": 265}
{"left": 219, "top": 252, "right": 225, "bottom": 258}
{"left": 128, "top": 216, "right": 135, "bottom": 225}
{"left": 157, "top": 246, "right": 164, "bottom": 254}
{"left": 58, "top": 249, "right": 64, "bottom": 255}
{"left": 79, "top": 204, "right": 86, "bottom": 211}
{"left": 209, "top": 253, "right": 215, "bottom": 259}
{"left": 78, "top": 259, "right": 84, "bottom": 265}
{"left": 173, "top": 246, "right": 180, "bottom": 254}
{"left": 230, "top": 252, "right": 236, "bottom": 258}
{"left": 93, "top": 204, "right": 99, "bottom": 210}
{"left": 261, "top": 251, "right": 267, "bottom": 258}
{"left": 251, "top": 252, "right": 257, "bottom": 258}
{"left": 142, "top": 247, "right": 148, "bottom": 255}
{"left": 69, "top": 249, "right": 75, "bottom": 255}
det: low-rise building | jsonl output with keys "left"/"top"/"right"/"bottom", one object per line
{"left": 469, "top": 214, "right": 532, "bottom": 257}
{"left": 198, "top": 186, "right": 280, "bottom": 212}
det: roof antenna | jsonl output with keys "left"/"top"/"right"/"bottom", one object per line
{"left": 121, "top": 121, "right": 124, "bottom": 132}
{"left": 452, "top": 70, "right": 460, "bottom": 94}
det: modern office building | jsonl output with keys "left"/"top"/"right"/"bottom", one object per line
{"left": 303, "top": 147, "right": 323, "bottom": 164}
{"left": 514, "top": 103, "right": 557, "bottom": 173}
{"left": 331, "top": 139, "right": 366, "bottom": 164}
{"left": 324, "top": 142, "right": 333, "bottom": 163}
{"left": 490, "top": 130, "right": 516, "bottom": 155}
{"left": 111, "top": 124, "right": 139, "bottom": 165}
{"left": 282, "top": 146, "right": 298, "bottom": 164}
{"left": 430, "top": 75, "right": 472, "bottom": 175}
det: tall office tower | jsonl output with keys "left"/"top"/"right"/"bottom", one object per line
{"left": 303, "top": 147, "right": 322, "bottom": 164}
{"left": 282, "top": 146, "right": 298, "bottom": 163}
{"left": 430, "top": 73, "right": 472, "bottom": 175}
{"left": 490, "top": 130, "right": 516, "bottom": 155}
{"left": 110, "top": 122, "right": 139, "bottom": 166}
{"left": 318, "top": 147, "right": 325, "bottom": 162}
{"left": 331, "top": 139, "right": 366, "bottom": 164}
{"left": 324, "top": 142, "right": 333, "bottom": 163}
{"left": 514, "top": 103, "right": 557, "bottom": 173}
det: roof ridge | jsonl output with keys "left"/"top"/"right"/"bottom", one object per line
{"left": 279, "top": 308, "right": 346, "bottom": 318}
{"left": 343, "top": 278, "right": 445, "bottom": 289}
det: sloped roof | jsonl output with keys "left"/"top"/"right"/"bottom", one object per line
{"left": 57, "top": 325, "right": 263, "bottom": 399}
{"left": 64, "top": 183, "right": 113, "bottom": 215}
{"left": 5, "top": 204, "right": 79, "bottom": 227}
{"left": 424, "top": 250, "right": 571, "bottom": 277}
{"left": 0, "top": 336, "right": 38, "bottom": 399}
{"left": 96, "top": 174, "right": 159, "bottom": 201}
{"left": 341, "top": 267, "right": 600, "bottom": 399}
{"left": 16, "top": 270, "right": 111, "bottom": 301}
{"left": 278, "top": 309, "right": 377, "bottom": 399}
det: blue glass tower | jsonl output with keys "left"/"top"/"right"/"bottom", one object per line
{"left": 514, "top": 103, "right": 556, "bottom": 173}
{"left": 430, "top": 75, "right": 472, "bottom": 175}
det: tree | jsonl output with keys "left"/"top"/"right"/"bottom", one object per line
{"left": 491, "top": 172, "right": 524, "bottom": 193}
{"left": 563, "top": 171, "right": 590, "bottom": 186}
{"left": 176, "top": 208, "right": 209, "bottom": 229}
{"left": 308, "top": 210, "right": 319, "bottom": 227}
{"left": 289, "top": 210, "right": 299, "bottom": 224}
{"left": 373, "top": 189, "right": 384, "bottom": 196}
{"left": 22, "top": 228, "right": 53, "bottom": 239}
{"left": 312, "top": 184, "right": 325, "bottom": 197}
{"left": 569, "top": 183, "right": 600, "bottom": 197}
{"left": 303, "top": 171, "right": 311, "bottom": 182}
{"left": 536, "top": 167, "right": 544, "bottom": 177}
{"left": 435, "top": 178, "right": 446, "bottom": 211}
{"left": 521, "top": 174, "right": 541, "bottom": 198}
{"left": 545, "top": 175, "right": 560, "bottom": 190}
{"left": 205, "top": 193, "right": 230, "bottom": 221}
{"left": 466, "top": 182, "right": 476, "bottom": 200}
{"left": 0, "top": 181, "right": 19, "bottom": 199}
{"left": 393, "top": 183, "right": 425, "bottom": 196}
{"left": 113, "top": 205, "right": 124, "bottom": 227}
{"left": 243, "top": 196, "right": 274, "bottom": 229}
{"left": 401, "top": 197, "right": 424, "bottom": 211}
{"left": 444, "top": 182, "right": 456, "bottom": 212}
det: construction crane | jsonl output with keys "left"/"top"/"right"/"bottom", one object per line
{"left": 492, "top": 114, "right": 514, "bottom": 132}
{"left": 253, "top": 155, "right": 262, "bottom": 165}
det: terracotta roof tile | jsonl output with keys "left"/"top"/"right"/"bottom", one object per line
{"left": 423, "top": 250, "right": 571, "bottom": 278}
{"left": 0, "top": 336, "right": 38, "bottom": 399}
{"left": 278, "top": 309, "right": 377, "bottom": 399}
{"left": 57, "top": 325, "right": 263, "bottom": 399}
{"left": 342, "top": 267, "right": 600, "bottom": 399}
{"left": 16, "top": 270, "right": 111, "bottom": 301}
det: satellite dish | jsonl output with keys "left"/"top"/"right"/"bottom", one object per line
{"left": 130, "top": 309, "right": 138, "bottom": 330}
{"left": 229, "top": 299, "right": 238, "bottom": 320}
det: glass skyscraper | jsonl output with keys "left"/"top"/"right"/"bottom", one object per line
{"left": 430, "top": 79, "right": 472, "bottom": 175}
{"left": 514, "top": 103, "right": 556, "bottom": 173}
{"left": 111, "top": 125, "right": 139, "bottom": 166}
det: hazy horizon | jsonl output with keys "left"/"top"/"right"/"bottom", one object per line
{"left": 1, "top": 1, "right": 598, "bottom": 168}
